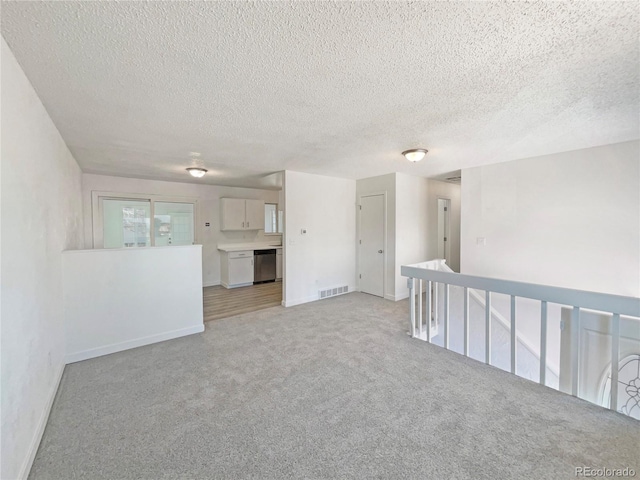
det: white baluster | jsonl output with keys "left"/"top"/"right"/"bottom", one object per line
{"left": 409, "top": 277, "right": 415, "bottom": 337}
{"left": 463, "top": 287, "right": 469, "bottom": 356}
{"left": 485, "top": 291, "right": 491, "bottom": 365}
{"left": 444, "top": 284, "right": 450, "bottom": 349}
{"left": 426, "top": 280, "right": 432, "bottom": 342}
{"left": 417, "top": 279, "right": 423, "bottom": 337}
{"left": 510, "top": 295, "right": 517, "bottom": 375}
{"left": 540, "top": 300, "right": 548, "bottom": 386}
{"left": 433, "top": 282, "right": 439, "bottom": 333}
{"left": 611, "top": 313, "right": 620, "bottom": 411}
{"left": 571, "top": 306, "right": 581, "bottom": 397}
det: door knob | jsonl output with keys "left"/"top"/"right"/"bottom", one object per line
{"left": 378, "top": 250, "right": 383, "bottom": 253}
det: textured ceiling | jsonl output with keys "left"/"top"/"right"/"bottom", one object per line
{"left": 2, "top": 1, "right": 638, "bottom": 188}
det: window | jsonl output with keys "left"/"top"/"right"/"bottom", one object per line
{"left": 103, "top": 199, "right": 151, "bottom": 248}
{"left": 93, "top": 192, "right": 196, "bottom": 248}
{"left": 154, "top": 202, "right": 195, "bottom": 246}
{"left": 264, "top": 204, "right": 277, "bottom": 233}
{"left": 264, "top": 203, "right": 283, "bottom": 234}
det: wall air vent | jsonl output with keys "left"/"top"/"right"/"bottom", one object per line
{"left": 319, "top": 285, "right": 349, "bottom": 299}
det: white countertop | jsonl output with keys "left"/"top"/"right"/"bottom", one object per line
{"left": 64, "top": 245, "right": 202, "bottom": 254}
{"left": 217, "top": 243, "right": 282, "bottom": 252}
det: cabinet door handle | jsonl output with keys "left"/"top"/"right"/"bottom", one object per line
{"left": 247, "top": 222, "right": 250, "bottom": 227}
{"left": 242, "top": 221, "right": 244, "bottom": 227}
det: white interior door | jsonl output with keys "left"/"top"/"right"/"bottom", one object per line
{"left": 359, "top": 194, "right": 385, "bottom": 297}
{"left": 437, "top": 198, "right": 451, "bottom": 264}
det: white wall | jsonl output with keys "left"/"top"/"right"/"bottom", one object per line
{"left": 426, "top": 179, "right": 461, "bottom": 272}
{"left": 283, "top": 171, "right": 356, "bottom": 306}
{"left": 1, "top": 38, "right": 84, "bottom": 480}
{"left": 394, "top": 173, "right": 430, "bottom": 300}
{"left": 461, "top": 140, "right": 640, "bottom": 297}
{"left": 63, "top": 246, "right": 204, "bottom": 363}
{"left": 81, "top": 174, "right": 281, "bottom": 287}
{"left": 460, "top": 142, "right": 640, "bottom": 369}
{"left": 355, "top": 173, "right": 460, "bottom": 300}
{"left": 356, "top": 173, "right": 396, "bottom": 300}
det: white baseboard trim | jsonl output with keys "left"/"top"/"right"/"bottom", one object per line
{"left": 386, "top": 292, "right": 409, "bottom": 302}
{"left": 202, "top": 281, "right": 220, "bottom": 288}
{"left": 18, "top": 362, "right": 65, "bottom": 480}
{"left": 283, "top": 288, "right": 356, "bottom": 308}
{"left": 65, "top": 324, "right": 205, "bottom": 364}
{"left": 220, "top": 281, "right": 252, "bottom": 289}
{"left": 283, "top": 294, "right": 320, "bottom": 307}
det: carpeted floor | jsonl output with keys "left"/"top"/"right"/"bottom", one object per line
{"left": 30, "top": 293, "right": 639, "bottom": 479}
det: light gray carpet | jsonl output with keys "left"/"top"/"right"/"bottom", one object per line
{"left": 30, "top": 293, "right": 639, "bottom": 479}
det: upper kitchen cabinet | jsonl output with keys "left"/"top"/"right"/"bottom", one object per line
{"left": 245, "top": 199, "right": 264, "bottom": 230}
{"left": 220, "top": 198, "right": 245, "bottom": 230}
{"left": 220, "top": 198, "right": 265, "bottom": 231}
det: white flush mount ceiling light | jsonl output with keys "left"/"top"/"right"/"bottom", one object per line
{"left": 402, "top": 148, "right": 428, "bottom": 162}
{"left": 186, "top": 167, "right": 208, "bottom": 178}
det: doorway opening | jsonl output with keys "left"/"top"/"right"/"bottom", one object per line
{"left": 437, "top": 198, "right": 451, "bottom": 266}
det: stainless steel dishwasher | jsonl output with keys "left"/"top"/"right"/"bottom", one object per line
{"left": 253, "top": 249, "right": 276, "bottom": 284}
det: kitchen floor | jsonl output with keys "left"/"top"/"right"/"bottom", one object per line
{"left": 203, "top": 281, "right": 282, "bottom": 322}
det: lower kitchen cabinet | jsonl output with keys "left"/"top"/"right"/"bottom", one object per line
{"left": 221, "top": 250, "right": 254, "bottom": 288}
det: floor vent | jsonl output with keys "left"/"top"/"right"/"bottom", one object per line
{"left": 319, "top": 285, "right": 349, "bottom": 299}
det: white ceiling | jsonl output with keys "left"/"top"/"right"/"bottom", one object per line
{"left": 2, "top": 1, "right": 638, "bottom": 189}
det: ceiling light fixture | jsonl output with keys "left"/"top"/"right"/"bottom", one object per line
{"left": 186, "top": 167, "right": 208, "bottom": 178}
{"left": 402, "top": 148, "right": 428, "bottom": 162}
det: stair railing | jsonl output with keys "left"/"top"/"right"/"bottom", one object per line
{"left": 402, "top": 261, "right": 640, "bottom": 413}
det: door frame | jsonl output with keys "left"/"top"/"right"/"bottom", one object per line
{"left": 436, "top": 197, "right": 451, "bottom": 266}
{"left": 357, "top": 192, "right": 387, "bottom": 298}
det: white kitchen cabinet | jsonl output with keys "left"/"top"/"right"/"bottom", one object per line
{"left": 221, "top": 250, "right": 254, "bottom": 288}
{"left": 276, "top": 248, "right": 283, "bottom": 280}
{"left": 220, "top": 198, "right": 265, "bottom": 231}
{"left": 220, "top": 198, "right": 246, "bottom": 230}
{"left": 245, "top": 199, "right": 265, "bottom": 230}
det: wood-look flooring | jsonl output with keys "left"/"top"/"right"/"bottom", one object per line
{"left": 203, "top": 281, "right": 282, "bottom": 322}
